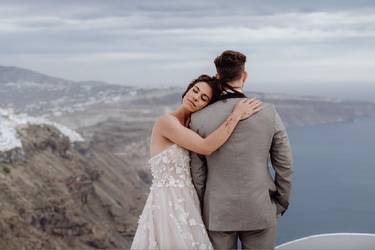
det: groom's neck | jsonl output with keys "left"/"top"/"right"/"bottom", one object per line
{"left": 226, "top": 79, "right": 245, "bottom": 92}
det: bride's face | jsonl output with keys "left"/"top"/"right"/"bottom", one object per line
{"left": 182, "top": 81, "right": 213, "bottom": 112}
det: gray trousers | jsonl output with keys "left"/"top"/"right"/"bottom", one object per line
{"left": 208, "top": 225, "right": 276, "bottom": 250}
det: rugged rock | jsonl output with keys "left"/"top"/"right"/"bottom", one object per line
{"left": 0, "top": 147, "right": 25, "bottom": 164}
{"left": 0, "top": 123, "right": 149, "bottom": 249}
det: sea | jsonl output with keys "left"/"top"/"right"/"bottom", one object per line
{"left": 276, "top": 117, "right": 375, "bottom": 245}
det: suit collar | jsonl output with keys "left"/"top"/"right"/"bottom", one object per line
{"left": 216, "top": 91, "right": 247, "bottom": 102}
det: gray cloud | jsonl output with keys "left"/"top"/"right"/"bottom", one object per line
{"left": 1, "top": 0, "right": 375, "bottom": 99}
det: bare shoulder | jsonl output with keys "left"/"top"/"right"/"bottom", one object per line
{"left": 155, "top": 114, "right": 179, "bottom": 130}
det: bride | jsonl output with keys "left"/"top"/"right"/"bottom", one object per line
{"left": 131, "top": 75, "right": 262, "bottom": 249}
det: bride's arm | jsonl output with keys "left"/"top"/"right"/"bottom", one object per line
{"left": 158, "top": 98, "right": 262, "bottom": 156}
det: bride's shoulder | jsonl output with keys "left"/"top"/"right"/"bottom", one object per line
{"left": 154, "top": 114, "right": 179, "bottom": 129}
{"left": 156, "top": 113, "right": 177, "bottom": 122}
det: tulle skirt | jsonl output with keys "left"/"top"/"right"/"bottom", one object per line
{"left": 131, "top": 185, "right": 213, "bottom": 249}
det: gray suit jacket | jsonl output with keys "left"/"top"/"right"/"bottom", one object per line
{"left": 190, "top": 97, "right": 293, "bottom": 231}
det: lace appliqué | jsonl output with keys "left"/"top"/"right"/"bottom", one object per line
{"left": 131, "top": 144, "right": 213, "bottom": 249}
{"left": 149, "top": 144, "right": 195, "bottom": 190}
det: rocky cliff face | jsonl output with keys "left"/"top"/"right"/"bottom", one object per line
{"left": 0, "top": 123, "right": 149, "bottom": 249}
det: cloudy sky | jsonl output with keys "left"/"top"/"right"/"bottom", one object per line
{"left": 1, "top": 0, "right": 375, "bottom": 99}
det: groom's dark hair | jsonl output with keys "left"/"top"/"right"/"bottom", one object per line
{"left": 214, "top": 50, "right": 246, "bottom": 93}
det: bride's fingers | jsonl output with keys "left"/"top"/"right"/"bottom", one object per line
{"left": 246, "top": 97, "right": 257, "bottom": 104}
{"left": 248, "top": 97, "right": 256, "bottom": 102}
{"left": 250, "top": 103, "right": 263, "bottom": 111}
{"left": 254, "top": 101, "right": 263, "bottom": 107}
{"left": 251, "top": 100, "right": 262, "bottom": 105}
{"left": 246, "top": 99, "right": 258, "bottom": 105}
{"left": 253, "top": 107, "right": 263, "bottom": 112}
{"left": 249, "top": 101, "right": 262, "bottom": 108}
{"left": 242, "top": 98, "right": 254, "bottom": 104}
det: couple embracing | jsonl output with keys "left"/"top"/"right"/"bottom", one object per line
{"left": 131, "top": 50, "right": 294, "bottom": 250}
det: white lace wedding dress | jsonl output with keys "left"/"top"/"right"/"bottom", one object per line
{"left": 131, "top": 144, "right": 213, "bottom": 249}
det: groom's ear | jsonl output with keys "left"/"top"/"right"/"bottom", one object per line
{"left": 243, "top": 71, "right": 248, "bottom": 82}
{"left": 215, "top": 73, "right": 220, "bottom": 79}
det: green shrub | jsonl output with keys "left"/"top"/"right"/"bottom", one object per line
{"left": 2, "top": 165, "right": 11, "bottom": 174}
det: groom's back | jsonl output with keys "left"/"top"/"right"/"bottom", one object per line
{"left": 190, "top": 97, "right": 281, "bottom": 231}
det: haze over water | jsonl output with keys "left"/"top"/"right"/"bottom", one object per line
{"left": 277, "top": 117, "right": 375, "bottom": 245}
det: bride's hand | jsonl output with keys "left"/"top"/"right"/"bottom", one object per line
{"left": 233, "top": 98, "right": 263, "bottom": 120}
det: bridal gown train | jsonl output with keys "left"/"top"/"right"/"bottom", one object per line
{"left": 131, "top": 144, "right": 213, "bottom": 249}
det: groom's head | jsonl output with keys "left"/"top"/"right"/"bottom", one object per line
{"left": 214, "top": 50, "right": 247, "bottom": 89}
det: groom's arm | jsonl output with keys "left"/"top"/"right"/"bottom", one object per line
{"left": 270, "top": 106, "right": 294, "bottom": 216}
{"left": 189, "top": 116, "right": 208, "bottom": 205}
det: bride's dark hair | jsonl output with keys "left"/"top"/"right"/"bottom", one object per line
{"left": 182, "top": 74, "right": 221, "bottom": 104}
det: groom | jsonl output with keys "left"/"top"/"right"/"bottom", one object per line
{"left": 190, "top": 50, "right": 293, "bottom": 249}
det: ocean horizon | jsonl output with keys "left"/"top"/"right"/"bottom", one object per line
{"left": 276, "top": 117, "right": 375, "bottom": 245}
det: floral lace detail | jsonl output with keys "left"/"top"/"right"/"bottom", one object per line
{"left": 131, "top": 144, "right": 213, "bottom": 249}
{"left": 149, "top": 144, "right": 195, "bottom": 189}
{"left": 167, "top": 194, "right": 211, "bottom": 249}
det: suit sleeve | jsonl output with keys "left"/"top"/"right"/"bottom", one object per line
{"left": 189, "top": 116, "right": 207, "bottom": 205}
{"left": 270, "top": 106, "right": 294, "bottom": 216}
